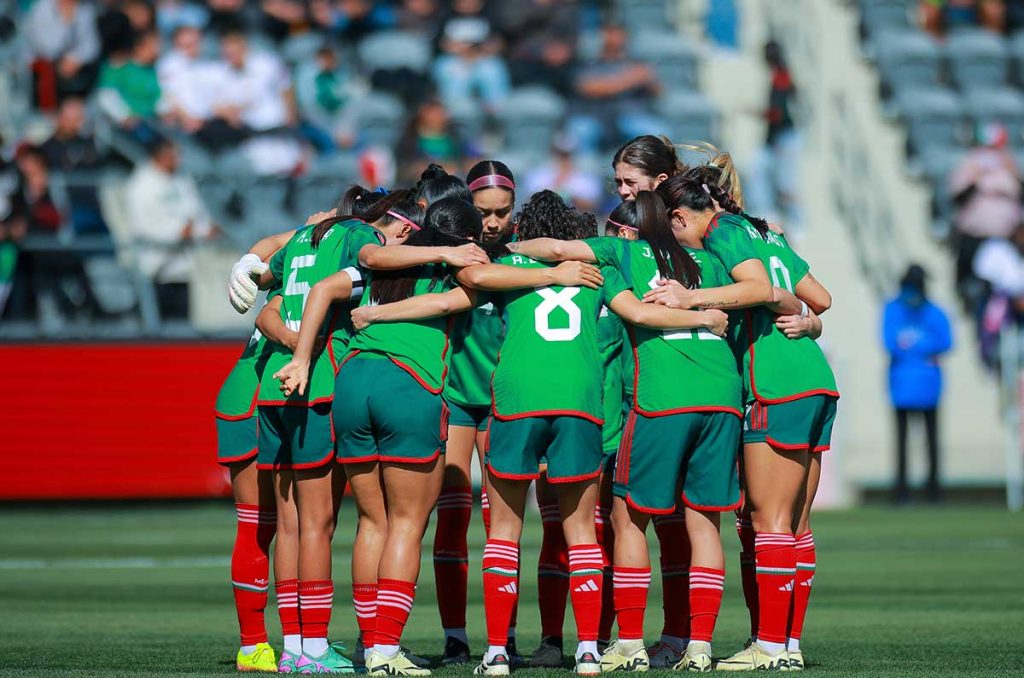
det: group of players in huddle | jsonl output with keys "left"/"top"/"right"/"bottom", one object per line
{"left": 214, "top": 134, "right": 838, "bottom": 675}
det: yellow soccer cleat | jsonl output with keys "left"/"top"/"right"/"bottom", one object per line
{"left": 236, "top": 643, "right": 278, "bottom": 672}
{"left": 673, "top": 641, "right": 712, "bottom": 672}
{"left": 715, "top": 643, "right": 789, "bottom": 672}
{"left": 786, "top": 650, "right": 804, "bottom": 671}
{"left": 366, "top": 648, "right": 431, "bottom": 676}
{"left": 599, "top": 641, "right": 648, "bottom": 672}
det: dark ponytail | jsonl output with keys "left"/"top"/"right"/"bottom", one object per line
{"left": 311, "top": 188, "right": 424, "bottom": 248}
{"left": 634, "top": 191, "right": 702, "bottom": 289}
{"left": 368, "top": 197, "right": 482, "bottom": 305}
{"left": 336, "top": 184, "right": 386, "bottom": 219}
{"left": 416, "top": 163, "right": 472, "bottom": 206}
{"left": 612, "top": 135, "right": 686, "bottom": 179}
{"left": 683, "top": 165, "right": 770, "bottom": 236}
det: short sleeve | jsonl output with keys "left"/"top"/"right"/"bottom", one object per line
{"left": 787, "top": 248, "right": 811, "bottom": 286}
{"left": 583, "top": 236, "right": 626, "bottom": 268}
{"left": 269, "top": 247, "right": 286, "bottom": 281}
{"left": 601, "top": 265, "right": 631, "bottom": 303}
{"left": 704, "top": 222, "right": 760, "bottom": 273}
{"left": 347, "top": 222, "right": 386, "bottom": 256}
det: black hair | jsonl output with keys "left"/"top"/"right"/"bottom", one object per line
{"left": 514, "top": 190, "right": 595, "bottom": 242}
{"left": 336, "top": 184, "right": 386, "bottom": 219}
{"left": 634, "top": 191, "right": 701, "bottom": 289}
{"left": 657, "top": 171, "right": 770, "bottom": 237}
{"left": 466, "top": 159, "right": 516, "bottom": 196}
{"left": 606, "top": 200, "right": 639, "bottom": 234}
{"left": 369, "top": 197, "right": 481, "bottom": 305}
{"left": 612, "top": 135, "right": 686, "bottom": 180}
{"left": 312, "top": 188, "right": 424, "bottom": 247}
{"left": 416, "top": 163, "right": 472, "bottom": 206}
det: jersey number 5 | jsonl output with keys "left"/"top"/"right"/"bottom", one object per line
{"left": 534, "top": 288, "right": 581, "bottom": 342}
{"left": 284, "top": 254, "right": 317, "bottom": 330}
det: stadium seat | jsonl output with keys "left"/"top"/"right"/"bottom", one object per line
{"left": 295, "top": 154, "right": 359, "bottom": 218}
{"left": 355, "top": 91, "right": 406, "bottom": 149}
{"left": 963, "top": 86, "right": 1024, "bottom": 143}
{"left": 656, "top": 91, "right": 719, "bottom": 147}
{"left": 628, "top": 30, "right": 699, "bottom": 90}
{"left": 944, "top": 29, "right": 1010, "bottom": 91}
{"left": 896, "top": 86, "right": 967, "bottom": 154}
{"left": 357, "top": 31, "right": 432, "bottom": 75}
{"left": 281, "top": 32, "right": 323, "bottom": 66}
{"left": 918, "top": 145, "right": 964, "bottom": 217}
{"left": 1010, "top": 31, "right": 1024, "bottom": 86}
{"left": 616, "top": 0, "right": 673, "bottom": 30}
{"left": 498, "top": 87, "right": 567, "bottom": 156}
{"left": 83, "top": 256, "right": 140, "bottom": 316}
{"left": 447, "top": 98, "right": 486, "bottom": 146}
{"left": 875, "top": 29, "right": 943, "bottom": 96}
{"left": 859, "top": 0, "right": 912, "bottom": 36}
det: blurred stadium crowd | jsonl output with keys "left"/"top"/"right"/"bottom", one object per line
{"left": 0, "top": 0, "right": 721, "bottom": 335}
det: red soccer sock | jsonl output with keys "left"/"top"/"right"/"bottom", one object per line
{"left": 754, "top": 533, "right": 796, "bottom": 645}
{"left": 298, "top": 580, "right": 334, "bottom": 640}
{"left": 480, "top": 487, "right": 492, "bottom": 536}
{"left": 654, "top": 511, "right": 691, "bottom": 639}
{"left": 434, "top": 487, "right": 472, "bottom": 630}
{"left": 689, "top": 567, "right": 725, "bottom": 643}
{"left": 353, "top": 582, "right": 378, "bottom": 646}
{"left": 276, "top": 579, "right": 300, "bottom": 637}
{"left": 788, "top": 531, "right": 816, "bottom": 642}
{"left": 537, "top": 501, "right": 569, "bottom": 639}
{"left": 232, "top": 503, "right": 276, "bottom": 645}
{"left": 568, "top": 544, "right": 604, "bottom": 642}
{"left": 736, "top": 515, "right": 759, "bottom": 638}
{"left": 375, "top": 579, "right": 417, "bottom": 646}
{"left": 613, "top": 567, "right": 651, "bottom": 641}
{"left": 483, "top": 539, "right": 520, "bottom": 645}
{"left": 596, "top": 504, "right": 617, "bottom": 643}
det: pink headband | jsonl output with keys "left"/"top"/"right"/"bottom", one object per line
{"left": 468, "top": 174, "right": 516, "bottom": 192}
{"left": 387, "top": 210, "right": 420, "bottom": 231}
{"left": 608, "top": 218, "right": 638, "bottom": 232}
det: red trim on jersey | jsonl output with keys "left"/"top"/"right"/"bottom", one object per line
{"left": 216, "top": 447, "right": 258, "bottom": 466}
{"left": 327, "top": 308, "right": 341, "bottom": 374}
{"left": 703, "top": 211, "right": 724, "bottom": 238}
{"left": 624, "top": 493, "right": 676, "bottom": 516}
{"left": 440, "top": 401, "right": 450, "bottom": 443}
{"left": 811, "top": 445, "right": 830, "bottom": 453}
{"left": 486, "top": 463, "right": 540, "bottom": 481}
{"left": 336, "top": 453, "right": 380, "bottom": 465}
{"left": 381, "top": 449, "right": 443, "bottom": 465}
{"left": 215, "top": 405, "right": 257, "bottom": 421}
{"left": 388, "top": 357, "right": 443, "bottom": 394}
{"left": 615, "top": 411, "right": 637, "bottom": 487}
{"left": 547, "top": 467, "right": 603, "bottom": 484}
{"left": 765, "top": 436, "right": 811, "bottom": 452}
{"left": 255, "top": 395, "right": 334, "bottom": 408}
{"left": 492, "top": 408, "right": 604, "bottom": 425}
{"left": 744, "top": 310, "right": 841, "bottom": 404}
{"left": 256, "top": 448, "right": 335, "bottom": 471}
{"left": 680, "top": 491, "right": 743, "bottom": 513}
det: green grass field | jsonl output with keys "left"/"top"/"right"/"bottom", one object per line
{"left": 1, "top": 503, "right": 1022, "bottom": 676}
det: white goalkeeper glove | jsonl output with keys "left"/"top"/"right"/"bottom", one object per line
{"left": 228, "top": 253, "right": 269, "bottom": 314}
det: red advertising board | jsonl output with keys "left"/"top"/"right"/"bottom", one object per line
{"left": 0, "top": 342, "right": 246, "bottom": 500}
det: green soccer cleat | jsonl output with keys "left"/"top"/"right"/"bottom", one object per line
{"left": 715, "top": 643, "right": 789, "bottom": 672}
{"left": 295, "top": 643, "right": 356, "bottom": 674}
{"left": 236, "top": 643, "right": 278, "bottom": 672}
{"left": 599, "top": 640, "right": 649, "bottom": 672}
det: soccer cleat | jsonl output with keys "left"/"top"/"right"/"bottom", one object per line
{"left": 715, "top": 643, "right": 789, "bottom": 672}
{"left": 441, "top": 636, "right": 471, "bottom": 666}
{"left": 277, "top": 650, "right": 301, "bottom": 673}
{"left": 366, "top": 649, "right": 431, "bottom": 676}
{"left": 645, "top": 641, "right": 684, "bottom": 669}
{"left": 295, "top": 644, "right": 356, "bottom": 674}
{"left": 575, "top": 651, "right": 602, "bottom": 676}
{"left": 673, "top": 642, "right": 712, "bottom": 673}
{"left": 473, "top": 653, "right": 510, "bottom": 676}
{"left": 505, "top": 637, "right": 525, "bottom": 668}
{"left": 354, "top": 638, "right": 366, "bottom": 669}
{"left": 528, "top": 636, "right": 565, "bottom": 668}
{"left": 599, "top": 641, "right": 649, "bottom": 672}
{"left": 237, "top": 643, "right": 278, "bottom": 672}
{"left": 401, "top": 648, "right": 431, "bottom": 670}
{"left": 786, "top": 650, "right": 804, "bottom": 671}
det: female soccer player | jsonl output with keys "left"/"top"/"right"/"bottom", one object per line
{"left": 511, "top": 190, "right": 744, "bottom": 671}
{"left": 651, "top": 172, "right": 836, "bottom": 671}
{"left": 612, "top": 135, "right": 686, "bottom": 201}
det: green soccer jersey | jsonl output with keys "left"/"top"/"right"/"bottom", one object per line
{"left": 597, "top": 305, "right": 625, "bottom": 451}
{"left": 347, "top": 271, "right": 454, "bottom": 394}
{"left": 491, "top": 254, "right": 629, "bottom": 423}
{"left": 215, "top": 289, "right": 281, "bottom": 418}
{"left": 702, "top": 214, "right": 839, "bottom": 403}
{"left": 445, "top": 300, "right": 504, "bottom": 408}
{"left": 585, "top": 237, "right": 743, "bottom": 416}
{"left": 259, "top": 221, "right": 382, "bottom": 406}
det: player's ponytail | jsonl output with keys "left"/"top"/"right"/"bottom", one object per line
{"left": 634, "top": 191, "right": 701, "bottom": 290}
{"left": 683, "top": 165, "right": 769, "bottom": 236}
{"left": 336, "top": 184, "right": 386, "bottom": 218}
{"left": 416, "top": 164, "right": 472, "bottom": 206}
{"left": 311, "top": 188, "right": 424, "bottom": 248}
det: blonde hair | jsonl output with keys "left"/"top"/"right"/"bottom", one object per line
{"left": 674, "top": 141, "right": 745, "bottom": 209}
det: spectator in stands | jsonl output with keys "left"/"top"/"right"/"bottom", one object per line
{"left": 974, "top": 222, "right": 1024, "bottom": 364}
{"left": 396, "top": 98, "right": 468, "bottom": 183}
{"left": 206, "top": 0, "right": 247, "bottom": 34}
{"left": 324, "top": 0, "right": 396, "bottom": 42}
{"left": 948, "top": 123, "right": 1022, "bottom": 306}
{"left": 97, "top": 29, "right": 163, "bottom": 145}
{"left": 525, "top": 133, "right": 601, "bottom": 213}
{"left": 12, "top": 146, "right": 62, "bottom": 234}
{"left": 294, "top": 45, "right": 362, "bottom": 152}
{"left": 124, "top": 138, "right": 216, "bottom": 318}
{"left": 39, "top": 98, "right": 108, "bottom": 234}
{"left": 920, "top": 0, "right": 1007, "bottom": 36}
{"left": 396, "top": 0, "right": 444, "bottom": 38}
{"left": 882, "top": 263, "right": 953, "bottom": 504}
{"left": 205, "top": 29, "right": 303, "bottom": 175}
{"left": 496, "top": 0, "right": 578, "bottom": 91}
{"left": 158, "top": 25, "right": 215, "bottom": 134}
{"left": 261, "top": 0, "right": 312, "bottom": 42}
{"left": 432, "top": 0, "right": 511, "bottom": 112}
{"left": 24, "top": 0, "right": 101, "bottom": 109}
{"left": 571, "top": 23, "right": 663, "bottom": 152}
{"left": 155, "top": 0, "right": 210, "bottom": 36}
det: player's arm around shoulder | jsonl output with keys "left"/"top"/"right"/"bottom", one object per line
{"left": 456, "top": 259, "right": 604, "bottom": 291}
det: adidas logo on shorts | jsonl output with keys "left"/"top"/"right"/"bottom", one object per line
{"left": 573, "top": 579, "right": 599, "bottom": 593}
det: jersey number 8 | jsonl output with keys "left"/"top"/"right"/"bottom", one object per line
{"left": 534, "top": 287, "right": 581, "bottom": 342}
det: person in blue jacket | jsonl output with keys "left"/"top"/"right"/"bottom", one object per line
{"left": 882, "top": 264, "right": 953, "bottom": 503}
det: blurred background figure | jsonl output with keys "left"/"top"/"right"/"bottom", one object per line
{"left": 524, "top": 133, "right": 601, "bottom": 212}
{"left": 39, "top": 97, "right": 109, "bottom": 234}
{"left": 432, "top": 0, "right": 510, "bottom": 113}
{"left": 25, "top": 0, "right": 101, "bottom": 109}
{"left": 883, "top": 264, "right": 953, "bottom": 504}
{"left": 396, "top": 98, "right": 469, "bottom": 183}
{"left": 973, "top": 222, "right": 1024, "bottom": 367}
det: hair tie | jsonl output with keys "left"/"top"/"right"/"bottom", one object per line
{"left": 374, "top": 186, "right": 389, "bottom": 194}
{"left": 468, "top": 174, "right": 516, "bottom": 192}
{"left": 607, "top": 218, "right": 638, "bottom": 232}
{"left": 701, "top": 183, "right": 711, "bottom": 195}
{"left": 387, "top": 210, "right": 421, "bottom": 231}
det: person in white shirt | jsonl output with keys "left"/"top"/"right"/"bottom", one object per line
{"left": 524, "top": 135, "right": 602, "bottom": 212}
{"left": 24, "top": 0, "right": 101, "bottom": 103}
{"left": 124, "top": 139, "right": 216, "bottom": 317}
{"left": 157, "top": 25, "right": 218, "bottom": 132}
{"left": 973, "top": 224, "right": 1024, "bottom": 301}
